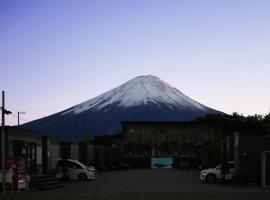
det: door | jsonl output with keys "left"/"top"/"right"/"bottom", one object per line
{"left": 26, "top": 143, "right": 37, "bottom": 174}
{"left": 67, "top": 161, "right": 84, "bottom": 180}
{"left": 262, "top": 151, "right": 270, "bottom": 187}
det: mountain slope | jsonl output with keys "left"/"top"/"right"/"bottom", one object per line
{"left": 23, "top": 75, "right": 222, "bottom": 141}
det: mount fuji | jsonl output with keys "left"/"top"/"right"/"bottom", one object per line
{"left": 23, "top": 75, "right": 222, "bottom": 141}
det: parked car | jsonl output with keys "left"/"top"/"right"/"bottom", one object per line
{"left": 57, "top": 159, "right": 97, "bottom": 181}
{"left": 200, "top": 161, "right": 235, "bottom": 183}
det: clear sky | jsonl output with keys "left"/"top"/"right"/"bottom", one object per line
{"left": 1, "top": 0, "right": 270, "bottom": 125}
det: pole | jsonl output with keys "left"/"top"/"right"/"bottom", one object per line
{"left": 17, "top": 112, "right": 25, "bottom": 126}
{"left": 17, "top": 112, "right": 19, "bottom": 126}
{"left": 1, "top": 91, "right": 6, "bottom": 193}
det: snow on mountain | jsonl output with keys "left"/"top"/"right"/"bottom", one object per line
{"left": 23, "top": 75, "right": 222, "bottom": 141}
{"left": 62, "top": 75, "right": 207, "bottom": 114}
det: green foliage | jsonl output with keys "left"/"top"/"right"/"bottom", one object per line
{"left": 195, "top": 112, "right": 269, "bottom": 133}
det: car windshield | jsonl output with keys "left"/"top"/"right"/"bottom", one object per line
{"left": 75, "top": 161, "right": 86, "bottom": 167}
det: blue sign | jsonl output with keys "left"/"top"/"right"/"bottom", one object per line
{"left": 151, "top": 157, "right": 173, "bottom": 169}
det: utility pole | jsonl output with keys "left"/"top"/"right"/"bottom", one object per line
{"left": 17, "top": 111, "right": 26, "bottom": 126}
{"left": 1, "top": 91, "right": 12, "bottom": 193}
{"left": 1, "top": 91, "right": 4, "bottom": 193}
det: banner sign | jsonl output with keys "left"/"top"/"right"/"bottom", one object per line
{"left": 151, "top": 157, "right": 173, "bottom": 169}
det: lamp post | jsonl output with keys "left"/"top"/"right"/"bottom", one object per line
{"left": 17, "top": 111, "right": 26, "bottom": 126}
{"left": 1, "top": 91, "right": 12, "bottom": 193}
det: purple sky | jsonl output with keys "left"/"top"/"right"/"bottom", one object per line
{"left": 1, "top": 0, "right": 270, "bottom": 125}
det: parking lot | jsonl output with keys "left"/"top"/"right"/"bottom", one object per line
{"left": 1, "top": 169, "right": 270, "bottom": 200}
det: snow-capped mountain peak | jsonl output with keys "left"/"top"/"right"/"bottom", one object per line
{"left": 24, "top": 75, "right": 222, "bottom": 141}
{"left": 62, "top": 75, "right": 207, "bottom": 114}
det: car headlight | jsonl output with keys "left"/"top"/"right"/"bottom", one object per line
{"left": 88, "top": 171, "right": 95, "bottom": 177}
{"left": 87, "top": 167, "right": 95, "bottom": 172}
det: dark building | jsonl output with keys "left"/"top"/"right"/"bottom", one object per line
{"left": 234, "top": 130, "right": 270, "bottom": 182}
{"left": 121, "top": 120, "right": 270, "bottom": 184}
{"left": 6, "top": 116, "right": 268, "bottom": 184}
{"left": 59, "top": 135, "right": 123, "bottom": 170}
{"left": 121, "top": 121, "right": 233, "bottom": 168}
{"left": 1, "top": 126, "right": 59, "bottom": 175}
{"left": 91, "top": 135, "right": 123, "bottom": 169}
{"left": 59, "top": 141, "right": 94, "bottom": 166}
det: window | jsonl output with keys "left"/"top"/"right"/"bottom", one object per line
{"left": 68, "top": 161, "right": 83, "bottom": 169}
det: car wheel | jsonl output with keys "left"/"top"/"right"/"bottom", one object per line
{"left": 206, "top": 174, "right": 216, "bottom": 184}
{"left": 79, "top": 173, "right": 87, "bottom": 181}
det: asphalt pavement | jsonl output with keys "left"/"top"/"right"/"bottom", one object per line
{"left": 1, "top": 169, "right": 270, "bottom": 200}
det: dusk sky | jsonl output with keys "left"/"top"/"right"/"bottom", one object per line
{"left": 1, "top": 0, "right": 270, "bottom": 125}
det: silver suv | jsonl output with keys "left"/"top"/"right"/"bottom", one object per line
{"left": 200, "top": 161, "right": 235, "bottom": 183}
{"left": 57, "top": 159, "right": 97, "bottom": 181}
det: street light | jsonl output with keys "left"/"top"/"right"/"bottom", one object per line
{"left": 1, "top": 91, "right": 12, "bottom": 193}
{"left": 18, "top": 111, "right": 26, "bottom": 126}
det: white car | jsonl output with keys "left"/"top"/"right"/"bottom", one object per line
{"left": 57, "top": 159, "right": 97, "bottom": 181}
{"left": 200, "top": 161, "right": 235, "bottom": 183}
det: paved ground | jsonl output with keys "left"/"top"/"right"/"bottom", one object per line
{"left": 1, "top": 169, "right": 270, "bottom": 200}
